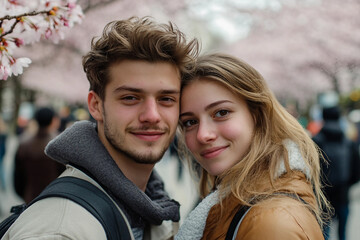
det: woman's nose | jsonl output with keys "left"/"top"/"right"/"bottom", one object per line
{"left": 196, "top": 120, "right": 216, "bottom": 144}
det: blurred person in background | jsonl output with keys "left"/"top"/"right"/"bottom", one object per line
{"left": 0, "top": 116, "right": 7, "bottom": 190}
{"left": 13, "top": 106, "right": 65, "bottom": 204}
{"left": 312, "top": 106, "right": 360, "bottom": 240}
{"left": 57, "top": 105, "right": 75, "bottom": 132}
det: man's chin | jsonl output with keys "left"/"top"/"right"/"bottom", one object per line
{"left": 128, "top": 147, "right": 168, "bottom": 164}
{"left": 132, "top": 154, "right": 163, "bottom": 164}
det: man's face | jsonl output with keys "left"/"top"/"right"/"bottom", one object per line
{"left": 90, "top": 60, "right": 180, "bottom": 165}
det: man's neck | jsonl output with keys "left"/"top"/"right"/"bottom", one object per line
{"left": 96, "top": 124, "right": 156, "bottom": 191}
{"left": 113, "top": 156, "right": 154, "bottom": 191}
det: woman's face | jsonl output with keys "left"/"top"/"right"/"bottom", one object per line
{"left": 180, "top": 78, "right": 254, "bottom": 176}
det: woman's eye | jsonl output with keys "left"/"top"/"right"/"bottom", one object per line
{"left": 214, "top": 110, "right": 229, "bottom": 118}
{"left": 182, "top": 119, "right": 198, "bottom": 128}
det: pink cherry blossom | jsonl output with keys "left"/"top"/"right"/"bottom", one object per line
{"left": 10, "top": 57, "right": 31, "bottom": 76}
{"left": 0, "top": 65, "right": 10, "bottom": 80}
{"left": 0, "top": 0, "right": 83, "bottom": 80}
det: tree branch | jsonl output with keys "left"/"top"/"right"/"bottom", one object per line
{"left": 0, "top": 10, "right": 49, "bottom": 21}
{"left": 0, "top": 10, "right": 49, "bottom": 38}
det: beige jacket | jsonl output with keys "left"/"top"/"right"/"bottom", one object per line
{"left": 2, "top": 166, "right": 178, "bottom": 240}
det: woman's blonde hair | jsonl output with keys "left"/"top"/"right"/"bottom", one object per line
{"left": 178, "top": 53, "right": 330, "bottom": 226}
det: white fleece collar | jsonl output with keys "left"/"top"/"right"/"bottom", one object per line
{"left": 175, "top": 190, "right": 219, "bottom": 240}
{"left": 276, "top": 139, "right": 311, "bottom": 179}
{"left": 175, "top": 139, "right": 310, "bottom": 240}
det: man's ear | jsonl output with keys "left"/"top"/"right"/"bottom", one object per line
{"left": 88, "top": 91, "right": 103, "bottom": 121}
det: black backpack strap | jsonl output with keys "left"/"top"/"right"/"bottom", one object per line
{"left": 225, "top": 192, "right": 308, "bottom": 240}
{"left": 225, "top": 205, "right": 251, "bottom": 240}
{"left": 30, "top": 176, "right": 132, "bottom": 240}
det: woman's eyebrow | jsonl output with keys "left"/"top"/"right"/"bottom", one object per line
{"left": 204, "top": 100, "right": 233, "bottom": 111}
{"left": 179, "top": 112, "right": 193, "bottom": 118}
{"left": 180, "top": 100, "right": 233, "bottom": 118}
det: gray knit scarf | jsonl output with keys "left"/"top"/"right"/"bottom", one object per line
{"left": 45, "top": 120, "right": 180, "bottom": 226}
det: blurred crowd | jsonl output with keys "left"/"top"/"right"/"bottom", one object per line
{"left": 0, "top": 103, "right": 93, "bottom": 215}
{"left": 0, "top": 90, "right": 359, "bottom": 240}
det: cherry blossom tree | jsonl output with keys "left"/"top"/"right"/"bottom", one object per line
{"left": 223, "top": 0, "right": 360, "bottom": 107}
{"left": 5, "top": 0, "right": 358, "bottom": 110}
{"left": 0, "top": 0, "right": 83, "bottom": 80}
{"left": 17, "top": 0, "right": 191, "bottom": 103}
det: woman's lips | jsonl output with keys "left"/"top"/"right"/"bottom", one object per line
{"left": 200, "top": 146, "right": 228, "bottom": 159}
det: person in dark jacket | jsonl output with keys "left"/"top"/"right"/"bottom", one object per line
{"left": 0, "top": 116, "right": 7, "bottom": 190}
{"left": 14, "top": 106, "right": 65, "bottom": 204}
{"left": 313, "top": 106, "right": 360, "bottom": 240}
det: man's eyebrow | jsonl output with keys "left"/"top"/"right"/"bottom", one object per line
{"left": 159, "top": 89, "right": 180, "bottom": 94}
{"left": 113, "top": 86, "right": 142, "bottom": 94}
{"left": 113, "top": 86, "right": 180, "bottom": 94}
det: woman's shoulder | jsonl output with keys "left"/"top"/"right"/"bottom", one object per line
{"left": 237, "top": 197, "right": 324, "bottom": 240}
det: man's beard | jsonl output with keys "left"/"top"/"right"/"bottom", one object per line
{"left": 103, "top": 118, "right": 172, "bottom": 164}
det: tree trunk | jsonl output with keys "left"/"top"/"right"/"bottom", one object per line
{"left": 10, "top": 75, "right": 22, "bottom": 135}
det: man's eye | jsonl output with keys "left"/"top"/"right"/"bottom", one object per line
{"left": 120, "top": 96, "right": 139, "bottom": 105}
{"left": 160, "top": 97, "right": 176, "bottom": 102}
{"left": 159, "top": 96, "right": 177, "bottom": 105}
{"left": 121, "top": 96, "right": 138, "bottom": 101}
{"left": 214, "top": 110, "right": 229, "bottom": 118}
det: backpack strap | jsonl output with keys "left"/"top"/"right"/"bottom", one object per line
{"left": 29, "top": 176, "right": 132, "bottom": 240}
{"left": 225, "top": 205, "right": 251, "bottom": 240}
{"left": 225, "top": 192, "right": 308, "bottom": 240}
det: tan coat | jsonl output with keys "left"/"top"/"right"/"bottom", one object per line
{"left": 2, "top": 165, "right": 178, "bottom": 240}
{"left": 202, "top": 172, "right": 324, "bottom": 240}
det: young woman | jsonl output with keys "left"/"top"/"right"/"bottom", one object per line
{"left": 175, "top": 53, "right": 330, "bottom": 239}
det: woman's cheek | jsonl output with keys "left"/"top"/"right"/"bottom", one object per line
{"left": 185, "top": 133, "right": 197, "bottom": 153}
{"left": 218, "top": 123, "right": 239, "bottom": 139}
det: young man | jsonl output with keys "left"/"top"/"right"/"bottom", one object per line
{"left": 2, "top": 17, "right": 199, "bottom": 240}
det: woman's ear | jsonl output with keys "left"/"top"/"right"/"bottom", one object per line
{"left": 87, "top": 91, "right": 103, "bottom": 121}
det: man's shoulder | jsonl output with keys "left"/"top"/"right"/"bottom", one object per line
{"left": 4, "top": 168, "right": 110, "bottom": 240}
{"left": 5, "top": 197, "right": 106, "bottom": 240}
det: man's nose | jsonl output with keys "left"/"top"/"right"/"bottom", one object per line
{"left": 139, "top": 98, "right": 161, "bottom": 123}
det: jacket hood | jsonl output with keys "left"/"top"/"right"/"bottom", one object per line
{"left": 45, "top": 120, "right": 180, "bottom": 225}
